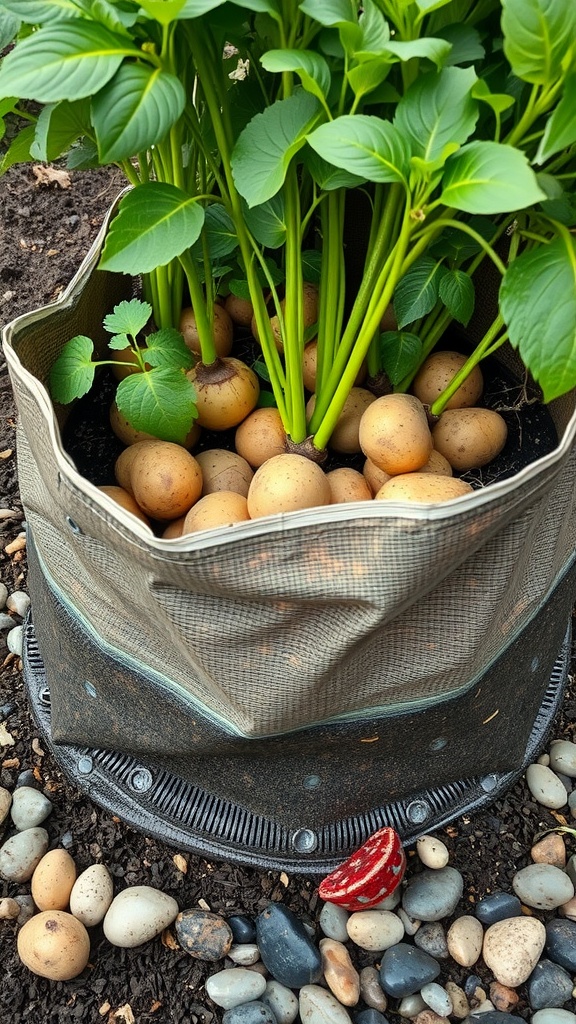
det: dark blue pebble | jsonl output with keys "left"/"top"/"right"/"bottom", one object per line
{"left": 464, "top": 1014, "right": 524, "bottom": 1024}
{"left": 527, "top": 958, "right": 574, "bottom": 1010}
{"left": 354, "top": 1011, "right": 390, "bottom": 1024}
{"left": 475, "top": 892, "right": 522, "bottom": 925}
{"left": 256, "top": 903, "right": 322, "bottom": 989}
{"left": 464, "top": 975, "right": 484, "bottom": 1000}
{"left": 222, "top": 1001, "right": 278, "bottom": 1024}
{"left": 15, "top": 770, "right": 37, "bottom": 789}
{"left": 227, "top": 914, "right": 257, "bottom": 944}
{"left": 379, "top": 943, "right": 441, "bottom": 998}
{"left": 545, "top": 918, "right": 576, "bottom": 972}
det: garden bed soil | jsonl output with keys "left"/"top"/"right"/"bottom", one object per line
{"left": 1, "top": 163, "right": 576, "bottom": 1024}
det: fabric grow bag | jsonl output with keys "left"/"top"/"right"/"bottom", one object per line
{"left": 3, "top": 201, "right": 576, "bottom": 864}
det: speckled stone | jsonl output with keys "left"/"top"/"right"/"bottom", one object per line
{"left": 379, "top": 943, "right": 441, "bottom": 998}
{"left": 527, "top": 959, "right": 574, "bottom": 1010}
{"left": 446, "top": 916, "right": 483, "bottom": 967}
{"left": 416, "top": 837, "right": 450, "bottom": 870}
{"left": 414, "top": 921, "right": 449, "bottom": 959}
{"left": 359, "top": 966, "right": 387, "bottom": 1013}
{"left": 482, "top": 917, "right": 546, "bottom": 986}
{"left": 10, "top": 786, "right": 53, "bottom": 831}
{"left": 398, "top": 995, "right": 428, "bottom": 1018}
{"left": 222, "top": 1001, "right": 278, "bottom": 1024}
{"left": 262, "top": 980, "right": 299, "bottom": 1024}
{"left": 228, "top": 944, "right": 261, "bottom": 966}
{"left": 319, "top": 938, "right": 360, "bottom": 1006}
{"left": 346, "top": 910, "right": 404, "bottom": 951}
{"left": 445, "top": 982, "right": 469, "bottom": 1020}
{"left": 299, "top": 984, "right": 352, "bottom": 1023}
{"left": 513, "top": 865, "right": 574, "bottom": 911}
{"left": 0, "top": 826, "right": 49, "bottom": 882}
{"left": 525, "top": 764, "right": 568, "bottom": 810}
{"left": 256, "top": 904, "right": 322, "bottom": 989}
{"left": 549, "top": 741, "right": 576, "bottom": 778}
{"left": 175, "top": 909, "right": 233, "bottom": 961}
{"left": 545, "top": 919, "right": 576, "bottom": 971}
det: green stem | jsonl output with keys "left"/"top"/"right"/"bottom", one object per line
{"left": 283, "top": 166, "right": 306, "bottom": 442}
{"left": 430, "top": 315, "right": 506, "bottom": 416}
{"left": 178, "top": 251, "right": 216, "bottom": 365}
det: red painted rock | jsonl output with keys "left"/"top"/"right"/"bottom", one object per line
{"left": 319, "top": 828, "right": 406, "bottom": 912}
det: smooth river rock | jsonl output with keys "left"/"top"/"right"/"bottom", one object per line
{"left": 360, "top": 966, "right": 388, "bottom": 1012}
{"left": 228, "top": 915, "right": 257, "bottom": 945}
{"left": 222, "top": 1001, "right": 278, "bottom": 1024}
{"left": 69, "top": 863, "right": 114, "bottom": 927}
{"left": 446, "top": 915, "right": 483, "bottom": 967}
{"left": 512, "top": 864, "right": 574, "bottom": 910}
{"left": 549, "top": 741, "right": 576, "bottom": 778}
{"left": 228, "top": 944, "right": 261, "bottom": 966}
{"left": 530, "top": 834, "right": 566, "bottom": 869}
{"left": 319, "top": 938, "right": 359, "bottom": 1006}
{"left": 0, "top": 786, "right": 11, "bottom": 826}
{"left": 299, "top": 984, "right": 352, "bottom": 1023}
{"left": 420, "top": 982, "right": 453, "bottom": 1017}
{"left": 256, "top": 903, "right": 322, "bottom": 989}
{"left": 346, "top": 910, "right": 404, "bottom": 951}
{"left": 527, "top": 959, "right": 575, "bottom": 1009}
{"left": 206, "top": 969, "right": 267, "bottom": 1010}
{"left": 402, "top": 867, "right": 463, "bottom": 922}
{"left": 175, "top": 909, "right": 233, "bottom": 961}
{"left": 414, "top": 921, "right": 449, "bottom": 959}
{"left": 475, "top": 893, "right": 522, "bottom": 926}
{"left": 416, "top": 837, "right": 450, "bottom": 870}
{"left": 532, "top": 1013, "right": 576, "bottom": 1024}
{"left": 262, "top": 980, "right": 299, "bottom": 1024}
{"left": 525, "top": 764, "right": 568, "bottom": 809}
{"left": 482, "top": 917, "right": 546, "bottom": 986}
{"left": 103, "top": 886, "right": 179, "bottom": 947}
{"left": 0, "top": 826, "right": 49, "bottom": 882}
{"left": 319, "top": 902, "right": 349, "bottom": 942}
{"left": 9, "top": 786, "right": 52, "bottom": 830}
{"left": 379, "top": 943, "right": 441, "bottom": 997}
{"left": 545, "top": 918, "right": 576, "bottom": 971}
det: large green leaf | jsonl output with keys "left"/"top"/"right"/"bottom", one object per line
{"left": 144, "top": 329, "right": 194, "bottom": 370}
{"left": 243, "top": 194, "right": 286, "bottom": 248}
{"left": 0, "top": 123, "right": 35, "bottom": 174}
{"left": 384, "top": 37, "right": 452, "bottom": 69}
{"left": 438, "top": 24, "right": 484, "bottom": 67}
{"left": 298, "top": 0, "right": 356, "bottom": 26}
{"left": 353, "top": 0, "right": 389, "bottom": 58}
{"left": 303, "top": 147, "right": 366, "bottom": 189}
{"left": 0, "top": 22, "right": 139, "bottom": 103}
{"left": 30, "top": 98, "right": 90, "bottom": 161}
{"left": 49, "top": 335, "right": 95, "bottom": 405}
{"left": 191, "top": 204, "right": 238, "bottom": 258}
{"left": 502, "top": 0, "right": 576, "bottom": 85}
{"left": 0, "top": 9, "right": 20, "bottom": 48}
{"left": 440, "top": 141, "right": 547, "bottom": 214}
{"left": 231, "top": 90, "right": 322, "bottom": 207}
{"left": 99, "top": 182, "right": 205, "bottom": 274}
{"left": 536, "top": 74, "right": 576, "bottom": 164}
{"left": 379, "top": 331, "right": 422, "bottom": 385}
{"left": 260, "top": 50, "right": 331, "bottom": 105}
{"left": 500, "top": 235, "right": 576, "bottom": 402}
{"left": 92, "top": 64, "right": 185, "bottom": 162}
{"left": 116, "top": 367, "right": 198, "bottom": 444}
{"left": 438, "top": 269, "right": 475, "bottom": 325}
{"left": 0, "top": 0, "right": 89, "bottom": 22}
{"left": 230, "top": 0, "right": 281, "bottom": 15}
{"left": 394, "top": 66, "right": 478, "bottom": 162}
{"left": 394, "top": 257, "right": 447, "bottom": 329}
{"left": 307, "top": 114, "right": 409, "bottom": 184}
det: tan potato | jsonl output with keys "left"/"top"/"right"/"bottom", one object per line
{"left": 419, "top": 449, "right": 453, "bottom": 476}
{"left": 110, "top": 402, "right": 201, "bottom": 449}
{"left": 363, "top": 458, "right": 391, "bottom": 495}
{"left": 17, "top": 911, "right": 91, "bottom": 980}
{"left": 432, "top": 408, "right": 508, "bottom": 471}
{"left": 114, "top": 440, "right": 159, "bottom": 494}
{"left": 162, "top": 516, "right": 187, "bottom": 539}
{"left": 195, "top": 449, "right": 254, "bottom": 497}
{"left": 179, "top": 303, "right": 233, "bottom": 358}
{"left": 359, "top": 393, "right": 433, "bottom": 474}
{"left": 412, "top": 351, "right": 484, "bottom": 409}
{"left": 98, "top": 485, "right": 152, "bottom": 526}
{"left": 302, "top": 341, "right": 366, "bottom": 392}
{"left": 235, "top": 407, "right": 286, "bottom": 467}
{"left": 251, "top": 283, "right": 319, "bottom": 354}
{"left": 224, "top": 292, "right": 254, "bottom": 328}
{"left": 183, "top": 491, "right": 250, "bottom": 533}
{"left": 375, "top": 473, "right": 474, "bottom": 503}
{"left": 111, "top": 346, "right": 151, "bottom": 382}
{"left": 186, "top": 357, "right": 259, "bottom": 431}
{"left": 328, "top": 387, "right": 376, "bottom": 454}
{"left": 326, "top": 468, "right": 372, "bottom": 504}
{"left": 127, "top": 441, "right": 203, "bottom": 520}
{"left": 247, "top": 454, "right": 330, "bottom": 518}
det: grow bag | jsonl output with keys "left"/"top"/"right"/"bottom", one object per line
{"left": 4, "top": 202, "right": 576, "bottom": 869}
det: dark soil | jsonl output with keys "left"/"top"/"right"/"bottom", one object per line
{"left": 1, "top": 162, "right": 576, "bottom": 1024}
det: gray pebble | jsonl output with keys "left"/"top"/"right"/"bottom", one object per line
{"left": 0, "top": 613, "right": 14, "bottom": 630}
{"left": 528, "top": 959, "right": 574, "bottom": 1009}
{"left": 421, "top": 982, "right": 453, "bottom": 1017}
{"left": 10, "top": 786, "right": 53, "bottom": 830}
{"left": 262, "top": 980, "right": 299, "bottom": 1024}
{"left": 398, "top": 908, "right": 421, "bottom": 936}
{"left": 206, "top": 969, "right": 267, "bottom": 1010}
{"left": 568, "top": 793, "right": 576, "bottom": 819}
{"left": 359, "top": 966, "right": 387, "bottom": 1013}
{"left": 402, "top": 867, "right": 463, "bottom": 921}
{"left": 475, "top": 893, "right": 522, "bottom": 926}
{"left": 532, "top": 1012, "right": 576, "bottom": 1024}
{"left": 222, "top": 1001, "right": 278, "bottom": 1024}
{"left": 398, "top": 994, "right": 428, "bottom": 1017}
{"left": 379, "top": 943, "right": 441, "bottom": 998}
{"left": 513, "top": 865, "right": 574, "bottom": 910}
{"left": 14, "top": 894, "right": 35, "bottom": 925}
{"left": 228, "top": 944, "right": 261, "bottom": 966}
{"left": 0, "top": 826, "right": 49, "bottom": 881}
{"left": 525, "top": 764, "right": 568, "bottom": 810}
{"left": 319, "top": 901, "right": 350, "bottom": 942}
{"left": 0, "top": 583, "right": 7, "bottom": 609}
{"left": 6, "top": 625, "right": 23, "bottom": 657}
{"left": 6, "top": 591, "right": 30, "bottom": 618}
{"left": 414, "top": 921, "right": 449, "bottom": 959}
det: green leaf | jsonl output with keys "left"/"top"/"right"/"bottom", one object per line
{"left": 257, "top": 390, "right": 277, "bottom": 408}
{"left": 500, "top": 235, "right": 576, "bottom": 401}
{"left": 471, "top": 79, "right": 515, "bottom": 116}
{"left": 536, "top": 74, "right": 576, "bottom": 164}
{"left": 438, "top": 24, "right": 484, "bottom": 67}
{"left": 440, "top": 141, "right": 547, "bottom": 214}
{"left": 231, "top": 90, "right": 322, "bottom": 207}
{"left": 0, "top": 22, "right": 139, "bottom": 103}
{"left": 230, "top": 0, "right": 281, "bottom": 16}
{"left": 243, "top": 193, "right": 286, "bottom": 248}
{"left": 138, "top": 0, "right": 187, "bottom": 23}
{"left": 307, "top": 114, "right": 409, "bottom": 184}
{"left": 92, "top": 63, "right": 185, "bottom": 163}
{"left": 108, "top": 334, "right": 132, "bottom": 351}
{"left": 0, "top": 0, "right": 88, "bottom": 22}
{"left": 415, "top": 0, "right": 453, "bottom": 11}
{"left": 384, "top": 37, "right": 452, "bottom": 69}
{"left": 302, "top": 249, "right": 322, "bottom": 284}
{"left": 66, "top": 138, "right": 99, "bottom": 169}
{"left": 438, "top": 269, "right": 475, "bottom": 325}
{"left": 261, "top": 49, "right": 331, "bottom": 105}
{"left": 298, "top": 0, "right": 356, "bottom": 27}
{"left": 116, "top": 367, "right": 198, "bottom": 444}
{"left": 379, "top": 331, "right": 422, "bottom": 386}
{"left": 144, "top": 328, "right": 194, "bottom": 370}
{"left": 394, "top": 66, "right": 478, "bottom": 162}
{"left": 353, "top": 0, "right": 389, "bottom": 58}
{"left": 429, "top": 214, "right": 497, "bottom": 261}
{"left": 103, "top": 299, "right": 152, "bottom": 337}
{"left": 172, "top": 0, "right": 228, "bottom": 16}
{"left": 49, "top": 335, "right": 95, "bottom": 405}
{"left": 252, "top": 358, "right": 271, "bottom": 382}
{"left": 303, "top": 147, "right": 366, "bottom": 190}
{"left": 191, "top": 204, "right": 238, "bottom": 259}
{"left": 229, "top": 278, "right": 251, "bottom": 300}
{"left": 0, "top": 10, "right": 20, "bottom": 49}
{"left": 394, "top": 257, "right": 447, "bottom": 329}
{"left": 30, "top": 98, "right": 90, "bottom": 162}
{"left": 502, "top": 0, "right": 576, "bottom": 85}
{"left": 347, "top": 59, "right": 393, "bottom": 102}
{"left": 90, "top": 0, "right": 139, "bottom": 33}
{"left": 99, "top": 182, "right": 205, "bottom": 274}
{"left": 0, "top": 123, "right": 35, "bottom": 174}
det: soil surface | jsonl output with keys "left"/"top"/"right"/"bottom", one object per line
{"left": 1, "top": 162, "right": 576, "bottom": 1024}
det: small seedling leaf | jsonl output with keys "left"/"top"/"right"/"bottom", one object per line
{"left": 379, "top": 331, "right": 422, "bottom": 385}
{"left": 145, "top": 328, "right": 194, "bottom": 370}
{"left": 394, "top": 257, "right": 447, "bottom": 329}
{"left": 103, "top": 299, "right": 152, "bottom": 338}
{"left": 439, "top": 269, "right": 475, "bottom": 325}
{"left": 252, "top": 358, "right": 271, "bottom": 382}
{"left": 116, "top": 367, "right": 198, "bottom": 444}
{"left": 49, "top": 335, "right": 95, "bottom": 404}
{"left": 108, "top": 333, "right": 131, "bottom": 351}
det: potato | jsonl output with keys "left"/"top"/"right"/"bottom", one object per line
{"left": 224, "top": 292, "right": 254, "bottom": 328}
{"left": 98, "top": 485, "right": 152, "bottom": 526}
{"left": 17, "top": 910, "right": 90, "bottom": 980}
{"left": 432, "top": 407, "right": 508, "bottom": 471}
{"left": 195, "top": 449, "right": 254, "bottom": 497}
{"left": 235, "top": 407, "right": 286, "bottom": 467}
{"left": 251, "top": 283, "right": 319, "bottom": 354}
{"left": 162, "top": 516, "right": 187, "bottom": 539}
{"left": 327, "top": 387, "right": 376, "bottom": 454}
{"left": 326, "top": 468, "right": 372, "bottom": 504}
{"left": 412, "top": 351, "right": 484, "bottom": 409}
{"left": 363, "top": 458, "right": 391, "bottom": 495}
{"left": 179, "top": 303, "right": 233, "bottom": 358}
{"left": 110, "top": 402, "right": 201, "bottom": 449}
{"left": 375, "top": 473, "right": 474, "bottom": 503}
{"left": 186, "top": 357, "right": 259, "bottom": 431}
{"left": 359, "top": 393, "right": 433, "bottom": 474}
{"left": 183, "top": 491, "right": 250, "bottom": 533}
{"left": 115, "top": 440, "right": 158, "bottom": 494}
{"left": 111, "top": 346, "right": 151, "bottom": 382}
{"left": 247, "top": 454, "right": 330, "bottom": 518}
{"left": 419, "top": 449, "right": 453, "bottom": 476}
{"left": 123, "top": 441, "right": 203, "bottom": 520}
{"left": 302, "top": 341, "right": 366, "bottom": 392}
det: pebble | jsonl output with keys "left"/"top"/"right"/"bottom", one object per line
{"left": 416, "top": 837, "right": 450, "bottom": 870}
{"left": 532, "top": 1013, "right": 576, "bottom": 1024}
{"left": 6, "top": 625, "right": 23, "bottom": 656}
{"left": 206, "top": 969, "right": 267, "bottom": 1010}
{"left": 560, "top": 896, "right": 576, "bottom": 921}
{"left": 10, "top": 786, "right": 53, "bottom": 830}
{"left": 0, "top": 582, "right": 7, "bottom": 608}
{"left": 475, "top": 893, "right": 522, "bottom": 925}
{"left": 545, "top": 919, "right": 576, "bottom": 971}
{"left": 568, "top": 792, "right": 576, "bottom": 819}
{"left": 446, "top": 915, "right": 483, "bottom": 967}
{"left": 420, "top": 982, "right": 453, "bottom": 1017}
{"left": 372, "top": 890, "right": 401, "bottom": 911}
{"left": 527, "top": 959, "right": 575, "bottom": 1009}
{"left": 0, "top": 897, "right": 20, "bottom": 919}
{"left": 359, "top": 966, "right": 387, "bottom": 1012}
{"left": 228, "top": 944, "right": 261, "bottom": 966}
{"left": 474, "top": 1001, "right": 496, "bottom": 1014}
{"left": 398, "top": 908, "right": 421, "bottom": 935}
{"left": 531, "top": 834, "right": 566, "bottom": 868}
{"left": 379, "top": 943, "right": 441, "bottom": 997}
{"left": 512, "top": 865, "right": 574, "bottom": 910}
{"left": 299, "top": 984, "right": 352, "bottom": 1024}
{"left": 463, "top": 1014, "right": 523, "bottom": 1024}
{"left": 228, "top": 914, "right": 257, "bottom": 945}
{"left": 0, "top": 826, "right": 49, "bottom": 881}
{"left": 262, "top": 980, "right": 299, "bottom": 1024}
{"left": 489, "top": 984, "right": 518, "bottom": 1013}
{"left": 256, "top": 903, "right": 322, "bottom": 989}
{"left": 6, "top": 591, "right": 30, "bottom": 618}
{"left": 354, "top": 1011, "right": 389, "bottom": 1024}
{"left": 525, "top": 764, "right": 568, "bottom": 809}
{"left": 414, "top": 1012, "right": 450, "bottom": 1024}
{"left": 399, "top": 994, "right": 428, "bottom": 1018}
{"left": 464, "top": 976, "right": 485, "bottom": 1001}
{"left": 0, "top": 786, "right": 11, "bottom": 826}
{"left": 346, "top": 910, "right": 404, "bottom": 951}
{"left": 566, "top": 855, "right": 576, "bottom": 888}
{"left": 402, "top": 867, "right": 463, "bottom": 921}
{"left": 319, "top": 901, "right": 349, "bottom": 942}
{"left": 320, "top": 938, "right": 359, "bottom": 1006}
{"left": 445, "top": 982, "right": 470, "bottom": 1019}
{"left": 222, "top": 1001, "right": 278, "bottom": 1024}
{"left": 413, "top": 921, "right": 449, "bottom": 959}
{"left": 549, "top": 741, "right": 576, "bottom": 778}
{"left": 103, "top": 886, "right": 179, "bottom": 947}
{"left": 0, "top": 613, "right": 14, "bottom": 630}
{"left": 69, "top": 864, "right": 114, "bottom": 927}
{"left": 482, "top": 916, "right": 546, "bottom": 986}
{"left": 175, "top": 908, "right": 233, "bottom": 961}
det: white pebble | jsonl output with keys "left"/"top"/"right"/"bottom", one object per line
{"left": 420, "top": 982, "right": 452, "bottom": 1017}
{"left": 399, "top": 994, "right": 428, "bottom": 1017}
{"left": 474, "top": 1001, "right": 496, "bottom": 1013}
{"left": 103, "top": 886, "right": 179, "bottom": 947}
{"left": 263, "top": 979, "right": 299, "bottom": 1024}
{"left": 205, "top": 968, "right": 266, "bottom": 1010}
{"left": 0, "top": 787, "right": 11, "bottom": 826}
{"left": 482, "top": 916, "right": 545, "bottom": 986}
{"left": 446, "top": 915, "right": 483, "bottom": 967}
{"left": 371, "top": 888, "right": 402, "bottom": 911}
{"left": 513, "top": 864, "right": 574, "bottom": 910}
{"left": 0, "top": 613, "right": 14, "bottom": 630}
{"left": 538, "top": 753, "right": 551, "bottom": 766}
{"left": 0, "top": 827, "right": 49, "bottom": 882}
{"left": 0, "top": 583, "right": 7, "bottom": 608}
{"left": 532, "top": 1012, "right": 576, "bottom": 1024}
{"left": 525, "top": 763, "right": 568, "bottom": 809}
{"left": 346, "top": 909, "right": 404, "bottom": 951}
{"left": 299, "top": 985, "right": 353, "bottom": 1024}
{"left": 70, "top": 864, "right": 114, "bottom": 926}
{"left": 10, "top": 786, "right": 52, "bottom": 830}
{"left": 228, "top": 943, "right": 260, "bottom": 965}
{"left": 417, "top": 836, "right": 450, "bottom": 870}
{"left": 6, "top": 625, "right": 23, "bottom": 657}
{"left": 6, "top": 591, "right": 30, "bottom": 618}
{"left": 549, "top": 741, "right": 576, "bottom": 779}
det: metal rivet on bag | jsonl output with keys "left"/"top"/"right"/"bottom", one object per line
{"left": 406, "top": 799, "right": 431, "bottom": 825}
{"left": 38, "top": 686, "right": 51, "bottom": 707}
{"left": 66, "top": 516, "right": 82, "bottom": 535}
{"left": 77, "top": 755, "right": 93, "bottom": 775}
{"left": 128, "top": 768, "right": 153, "bottom": 793}
{"left": 291, "top": 828, "right": 318, "bottom": 854}
{"left": 84, "top": 681, "right": 97, "bottom": 698}
{"left": 303, "top": 774, "right": 321, "bottom": 790}
{"left": 480, "top": 774, "right": 498, "bottom": 793}
{"left": 428, "top": 737, "right": 448, "bottom": 752}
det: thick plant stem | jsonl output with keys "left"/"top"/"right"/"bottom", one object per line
{"left": 430, "top": 315, "right": 506, "bottom": 416}
{"left": 178, "top": 251, "right": 217, "bottom": 365}
{"left": 317, "top": 190, "right": 345, "bottom": 396}
{"left": 283, "top": 166, "right": 307, "bottom": 442}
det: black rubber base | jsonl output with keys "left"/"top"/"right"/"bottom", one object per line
{"left": 23, "top": 616, "right": 571, "bottom": 874}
